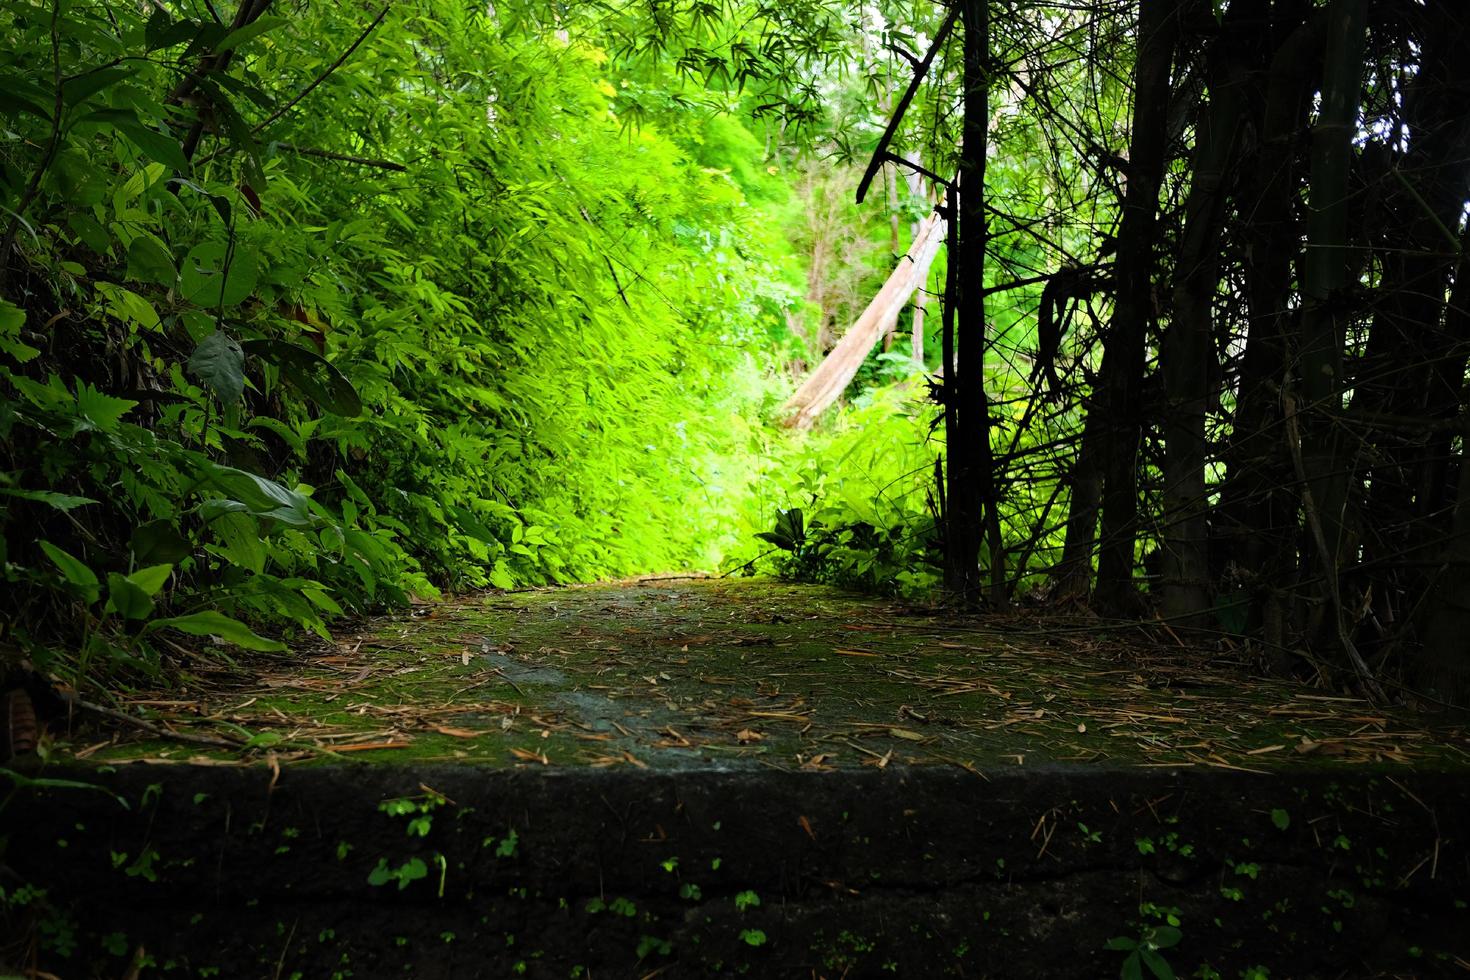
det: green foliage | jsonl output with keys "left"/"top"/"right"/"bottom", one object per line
{"left": 1105, "top": 925, "right": 1181, "bottom": 980}
{"left": 366, "top": 857, "right": 428, "bottom": 891}
{"left": 734, "top": 389, "right": 943, "bottom": 597}
{"left": 0, "top": 0, "right": 805, "bottom": 689}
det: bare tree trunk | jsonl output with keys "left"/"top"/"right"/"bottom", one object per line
{"left": 944, "top": 0, "right": 998, "bottom": 605}
{"left": 1214, "top": 3, "right": 1318, "bottom": 632}
{"left": 1297, "top": 0, "right": 1375, "bottom": 690}
{"left": 1160, "top": 1, "right": 1255, "bottom": 626}
{"left": 1094, "top": 0, "right": 1180, "bottom": 614}
{"left": 1054, "top": 408, "right": 1104, "bottom": 598}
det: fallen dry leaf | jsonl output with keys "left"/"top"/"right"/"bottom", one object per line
{"left": 432, "top": 726, "right": 481, "bottom": 738}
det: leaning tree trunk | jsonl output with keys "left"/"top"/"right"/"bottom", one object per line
{"left": 782, "top": 212, "right": 946, "bottom": 429}
{"left": 1093, "top": 0, "right": 1180, "bottom": 614}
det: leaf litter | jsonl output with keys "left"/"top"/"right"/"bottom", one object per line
{"left": 55, "top": 579, "right": 1470, "bottom": 772}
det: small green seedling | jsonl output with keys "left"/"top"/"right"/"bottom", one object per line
{"left": 1105, "top": 925, "right": 1181, "bottom": 980}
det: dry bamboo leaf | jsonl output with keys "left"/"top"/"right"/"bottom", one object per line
{"left": 432, "top": 726, "right": 481, "bottom": 738}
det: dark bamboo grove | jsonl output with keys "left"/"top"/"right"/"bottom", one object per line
{"left": 918, "top": 0, "right": 1470, "bottom": 703}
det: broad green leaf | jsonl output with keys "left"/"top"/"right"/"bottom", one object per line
{"left": 128, "top": 564, "right": 174, "bottom": 597}
{"left": 61, "top": 66, "right": 136, "bottom": 108}
{"left": 1138, "top": 948, "right": 1175, "bottom": 980}
{"left": 125, "top": 234, "right": 176, "bottom": 286}
{"left": 0, "top": 74, "right": 53, "bottom": 120}
{"left": 116, "top": 163, "right": 167, "bottom": 204}
{"left": 0, "top": 488, "right": 97, "bottom": 511}
{"left": 106, "top": 572, "right": 155, "bottom": 620}
{"left": 448, "top": 503, "right": 500, "bottom": 545}
{"left": 488, "top": 561, "right": 514, "bottom": 589}
{"left": 132, "top": 521, "right": 193, "bottom": 564}
{"left": 188, "top": 331, "right": 245, "bottom": 404}
{"left": 198, "top": 499, "right": 251, "bottom": 523}
{"left": 1146, "top": 927, "right": 1182, "bottom": 951}
{"left": 145, "top": 11, "right": 206, "bottom": 52}
{"left": 81, "top": 109, "right": 190, "bottom": 172}
{"left": 242, "top": 339, "right": 362, "bottom": 416}
{"left": 203, "top": 464, "right": 316, "bottom": 527}
{"left": 216, "top": 16, "right": 288, "bottom": 53}
{"left": 0, "top": 299, "right": 26, "bottom": 334}
{"left": 74, "top": 381, "right": 138, "bottom": 431}
{"left": 207, "top": 511, "right": 267, "bottom": 573}
{"left": 147, "top": 611, "right": 287, "bottom": 652}
{"left": 94, "top": 282, "right": 162, "bottom": 332}
{"left": 181, "top": 243, "right": 258, "bottom": 308}
{"left": 66, "top": 212, "right": 111, "bottom": 253}
{"left": 40, "top": 541, "right": 101, "bottom": 604}
{"left": 0, "top": 298, "right": 36, "bottom": 363}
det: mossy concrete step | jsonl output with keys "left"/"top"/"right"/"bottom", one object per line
{"left": 4, "top": 763, "right": 1467, "bottom": 978}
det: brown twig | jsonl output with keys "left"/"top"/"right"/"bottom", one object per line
{"left": 1282, "top": 387, "right": 1387, "bottom": 704}
{"left": 74, "top": 698, "right": 245, "bottom": 749}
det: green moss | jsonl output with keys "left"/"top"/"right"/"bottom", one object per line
{"left": 55, "top": 580, "right": 1470, "bottom": 772}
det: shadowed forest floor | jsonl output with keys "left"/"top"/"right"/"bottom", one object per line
{"left": 72, "top": 579, "right": 1470, "bottom": 772}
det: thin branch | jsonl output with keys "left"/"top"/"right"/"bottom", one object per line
{"left": 249, "top": 3, "right": 392, "bottom": 136}
{"left": 74, "top": 698, "right": 246, "bottom": 750}
{"left": 856, "top": 7, "right": 960, "bottom": 205}
{"left": 1282, "top": 387, "right": 1387, "bottom": 704}
{"left": 272, "top": 141, "right": 407, "bottom": 171}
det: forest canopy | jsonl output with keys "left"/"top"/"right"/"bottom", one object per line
{"left": 3, "top": 0, "right": 1470, "bottom": 708}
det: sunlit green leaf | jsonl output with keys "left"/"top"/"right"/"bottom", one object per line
{"left": 147, "top": 611, "right": 287, "bottom": 651}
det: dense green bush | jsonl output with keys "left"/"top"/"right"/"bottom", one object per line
{"left": 0, "top": 2, "right": 802, "bottom": 689}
